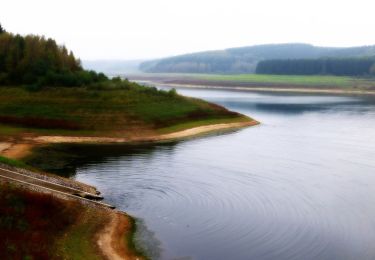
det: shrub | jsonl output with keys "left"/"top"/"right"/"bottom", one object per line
{"left": 168, "top": 88, "right": 178, "bottom": 97}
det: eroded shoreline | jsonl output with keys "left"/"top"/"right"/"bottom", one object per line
{"left": 32, "top": 120, "right": 258, "bottom": 143}
{"left": 0, "top": 119, "right": 258, "bottom": 259}
{"left": 0, "top": 120, "right": 258, "bottom": 159}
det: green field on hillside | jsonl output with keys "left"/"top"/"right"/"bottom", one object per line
{"left": 139, "top": 73, "right": 375, "bottom": 88}
{"left": 194, "top": 74, "right": 353, "bottom": 86}
{"left": 0, "top": 84, "right": 244, "bottom": 138}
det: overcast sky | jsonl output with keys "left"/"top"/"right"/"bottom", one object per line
{"left": 1, "top": 0, "right": 375, "bottom": 60}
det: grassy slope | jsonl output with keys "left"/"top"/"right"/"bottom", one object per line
{"left": 0, "top": 182, "right": 99, "bottom": 259}
{"left": 0, "top": 180, "right": 144, "bottom": 260}
{"left": 0, "top": 86, "right": 247, "bottom": 138}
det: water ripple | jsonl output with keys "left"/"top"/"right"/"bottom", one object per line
{"left": 75, "top": 91, "right": 375, "bottom": 260}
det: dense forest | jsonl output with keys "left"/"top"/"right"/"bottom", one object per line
{"left": 256, "top": 58, "right": 375, "bottom": 76}
{"left": 0, "top": 24, "right": 107, "bottom": 87}
{"left": 140, "top": 43, "right": 375, "bottom": 74}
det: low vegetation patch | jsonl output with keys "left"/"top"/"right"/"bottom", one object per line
{"left": 0, "top": 182, "right": 142, "bottom": 259}
{"left": 0, "top": 182, "right": 85, "bottom": 259}
{"left": 0, "top": 155, "right": 28, "bottom": 168}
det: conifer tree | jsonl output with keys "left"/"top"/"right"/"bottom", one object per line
{"left": 0, "top": 23, "right": 5, "bottom": 34}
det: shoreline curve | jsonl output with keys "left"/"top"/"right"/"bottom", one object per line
{"left": 25, "top": 120, "right": 259, "bottom": 145}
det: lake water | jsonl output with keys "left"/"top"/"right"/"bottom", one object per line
{"left": 73, "top": 87, "right": 375, "bottom": 260}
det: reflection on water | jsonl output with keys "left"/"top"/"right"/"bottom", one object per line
{"left": 25, "top": 142, "right": 179, "bottom": 178}
{"left": 39, "top": 89, "right": 375, "bottom": 259}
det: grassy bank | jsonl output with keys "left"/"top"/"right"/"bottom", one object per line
{"left": 0, "top": 85, "right": 248, "bottom": 139}
{"left": 0, "top": 155, "right": 28, "bottom": 168}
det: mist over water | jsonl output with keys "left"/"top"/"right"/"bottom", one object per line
{"left": 74, "top": 88, "right": 375, "bottom": 260}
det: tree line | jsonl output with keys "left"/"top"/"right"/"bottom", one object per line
{"left": 256, "top": 58, "right": 375, "bottom": 76}
{"left": 0, "top": 24, "right": 107, "bottom": 87}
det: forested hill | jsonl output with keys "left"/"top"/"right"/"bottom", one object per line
{"left": 139, "top": 43, "right": 375, "bottom": 74}
{"left": 0, "top": 26, "right": 107, "bottom": 87}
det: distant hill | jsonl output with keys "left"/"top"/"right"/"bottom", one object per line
{"left": 139, "top": 43, "right": 375, "bottom": 74}
{"left": 82, "top": 60, "right": 143, "bottom": 75}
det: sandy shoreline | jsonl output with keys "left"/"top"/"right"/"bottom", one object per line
{"left": 97, "top": 211, "right": 142, "bottom": 260}
{"left": 0, "top": 143, "right": 32, "bottom": 159}
{"left": 0, "top": 120, "right": 258, "bottom": 160}
{"left": 29, "top": 120, "right": 258, "bottom": 144}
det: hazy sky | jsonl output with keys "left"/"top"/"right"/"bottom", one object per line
{"left": 1, "top": 0, "right": 375, "bottom": 60}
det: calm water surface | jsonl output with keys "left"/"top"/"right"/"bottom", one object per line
{"left": 74, "top": 88, "right": 375, "bottom": 260}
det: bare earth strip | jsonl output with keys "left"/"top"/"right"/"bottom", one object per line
{"left": 26, "top": 120, "right": 258, "bottom": 144}
{"left": 1, "top": 143, "right": 32, "bottom": 158}
{"left": 0, "top": 121, "right": 258, "bottom": 160}
{"left": 97, "top": 212, "right": 142, "bottom": 260}
{"left": 0, "top": 142, "right": 11, "bottom": 154}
